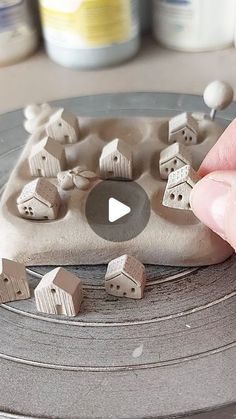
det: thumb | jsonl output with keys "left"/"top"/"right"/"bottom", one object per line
{"left": 190, "top": 171, "right": 236, "bottom": 251}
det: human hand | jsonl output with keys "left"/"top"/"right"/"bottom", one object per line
{"left": 190, "top": 119, "right": 236, "bottom": 250}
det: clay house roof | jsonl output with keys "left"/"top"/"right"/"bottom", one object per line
{"left": 160, "top": 143, "right": 191, "bottom": 165}
{"left": 17, "top": 178, "right": 59, "bottom": 207}
{"left": 36, "top": 267, "right": 81, "bottom": 295}
{"left": 0, "top": 258, "right": 26, "bottom": 280}
{"left": 100, "top": 138, "right": 132, "bottom": 161}
{"left": 167, "top": 165, "right": 200, "bottom": 189}
{"left": 30, "top": 136, "right": 64, "bottom": 161}
{"left": 48, "top": 108, "right": 78, "bottom": 128}
{"left": 169, "top": 112, "right": 198, "bottom": 135}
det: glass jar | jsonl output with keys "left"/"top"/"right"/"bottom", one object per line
{"left": 0, "top": 0, "right": 39, "bottom": 66}
{"left": 153, "top": 0, "right": 236, "bottom": 52}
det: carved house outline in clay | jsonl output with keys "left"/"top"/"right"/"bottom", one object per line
{"left": 99, "top": 138, "right": 133, "bottom": 180}
{"left": 162, "top": 164, "right": 200, "bottom": 211}
{"left": 17, "top": 178, "right": 61, "bottom": 220}
{"left": 105, "top": 255, "right": 146, "bottom": 299}
{"left": 29, "top": 136, "right": 66, "bottom": 178}
{"left": 159, "top": 142, "right": 192, "bottom": 180}
{"left": 35, "top": 267, "right": 83, "bottom": 316}
{"left": 0, "top": 258, "right": 30, "bottom": 303}
{"left": 46, "top": 108, "right": 80, "bottom": 144}
{"left": 169, "top": 112, "right": 199, "bottom": 145}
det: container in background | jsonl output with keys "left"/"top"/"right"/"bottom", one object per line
{"left": 139, "top": 0, "right": 152, "bottom": 33}
{"left": 39, "top": 0, "right": 140, "bottom": 70}
{"left": 234, "top": 19, "right": 236, "bottom": 48}
{"left": 0, "top": 0, "right": 39, "bottom": 66}
{"left": 153, "top": 0, "right": 236, "bottom": 52}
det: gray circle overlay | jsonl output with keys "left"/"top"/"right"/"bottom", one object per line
{"left": 85, "top": 180, "right": 150, "bottom": 242}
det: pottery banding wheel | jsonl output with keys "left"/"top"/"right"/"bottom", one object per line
{"left": 0, "top": 93, "right": 235, "bottom": 418}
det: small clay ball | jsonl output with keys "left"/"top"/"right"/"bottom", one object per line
{"left": 204, "top": 81, "right": 234, "bottom": 111}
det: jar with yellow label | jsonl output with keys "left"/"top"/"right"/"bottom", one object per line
{"left": 39, "top": 0, "right": 140, "bottom": 69}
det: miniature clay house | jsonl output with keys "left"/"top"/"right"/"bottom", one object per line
{"left": 99, "top": 138, "right": 133, "bottom": 180}
{"left": 162, "top": 164, "right": 200, "bottom": 211}
{"left": 29, "top": 136, "right": 66, "bottom": 178}
{"left": 17, "top": 178, "right": 61, "bottom": 220}
{"left": 34, "top": 267, "right": 83, "bottom": 316}
{"left": 105, "top": 254, "right": 146, "bottom": 299}
{"left": 46, "top": 108, "right": 80, "bottom": 144}
{"left": 169, "top": 112, "right": 199, "bottom": 145}
{"left": 159, "top": 143, "right": 192, "bottom": 180}
{"left": 0, "top": 258, "right": 30, "bottom": 303}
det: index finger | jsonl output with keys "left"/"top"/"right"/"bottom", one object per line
{"left": 198, "top": 118, "right": 236, "bottom": 176}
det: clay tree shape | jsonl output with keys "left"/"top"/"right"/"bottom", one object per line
{"left": 57, "top": 166, "right": 98, "bottom": 191}
{"left": 203, "top": 81, "right": 234, "bottom": 121}
{"left": 23, "top": 103, "right": 56, "bottom": 134}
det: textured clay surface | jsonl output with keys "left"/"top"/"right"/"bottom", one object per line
{"left": 0, "top": 115, "right": 233, "bottom": 266}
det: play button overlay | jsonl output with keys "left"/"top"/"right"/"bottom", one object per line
{"left": 108, "top": 198, "right": 131, "bottom": 223}
{"left": 85, "top": 181, "right": 150, "bottom": 242}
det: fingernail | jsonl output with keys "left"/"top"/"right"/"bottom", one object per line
{"left": 190, "top": 177, "right": 231, "bottom": 238}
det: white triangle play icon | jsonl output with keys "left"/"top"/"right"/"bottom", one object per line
{"left": 108, "top": 198, "right": 131, "bottom": 223}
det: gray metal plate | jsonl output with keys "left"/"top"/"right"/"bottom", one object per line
{"left": 0, "top": 93, "right": 235, "bottom": 419}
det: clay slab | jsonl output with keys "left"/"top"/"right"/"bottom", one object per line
{"left": 0, "top": 115, "right": 233, "bottom": 266}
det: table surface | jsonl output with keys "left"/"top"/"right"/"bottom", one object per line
{"left": 0, "top": 92, "right": 235, "bottom": 419}
{"left": 1, "top": 38, "right": 236, "bottom": 113}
